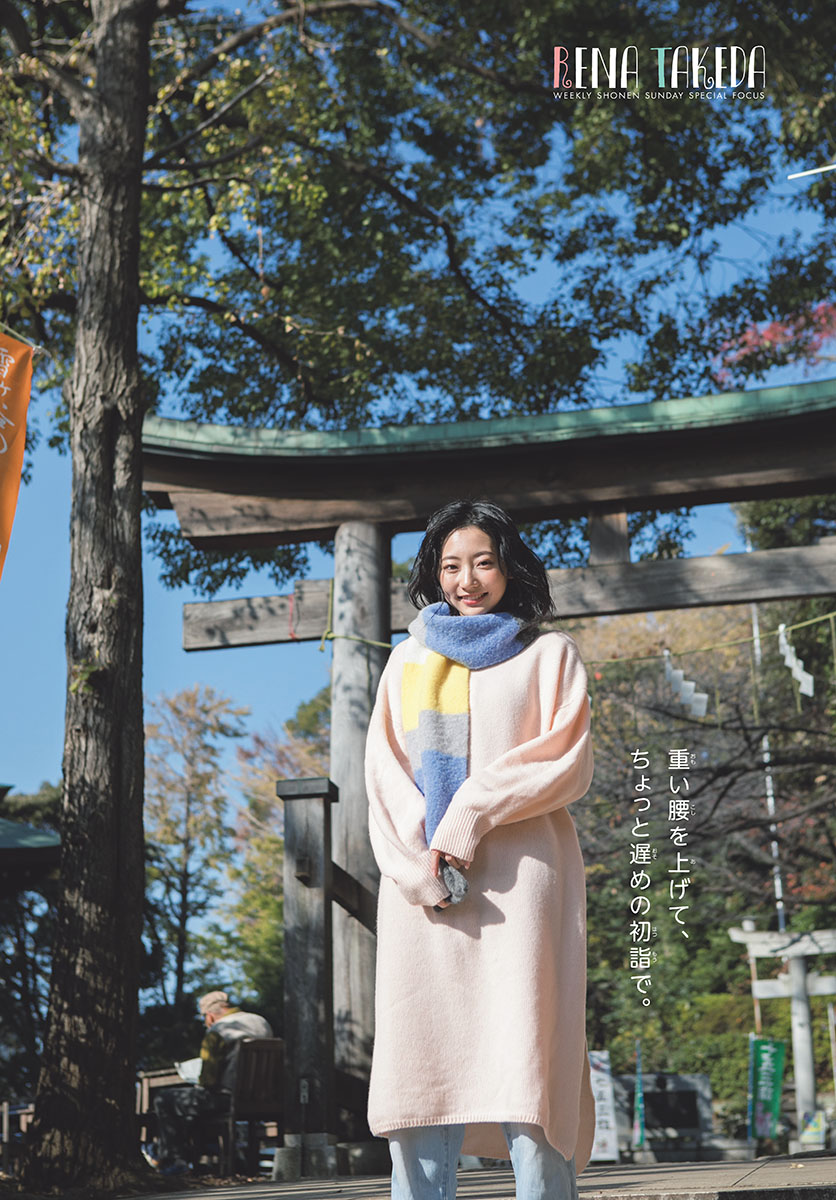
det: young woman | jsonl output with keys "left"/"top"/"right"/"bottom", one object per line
{"left": 364, "top": 499, "right": 595, "bottom": 1200}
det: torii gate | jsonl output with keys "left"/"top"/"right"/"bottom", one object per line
{"left": 142, "top": 378, "right": 836, "bottom": 1146}
{"left": 729, "top": 927, "right": 836, "bottom": 1148}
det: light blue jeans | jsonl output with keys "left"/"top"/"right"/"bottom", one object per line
{"left": 389, "top": 1122, "right": 578, "bottom": 1200}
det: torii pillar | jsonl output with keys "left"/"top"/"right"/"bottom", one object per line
{"left": 329, "top": 522, "right": 390, "bottom": 1132}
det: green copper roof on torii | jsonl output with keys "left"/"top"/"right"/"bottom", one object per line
{"left": 141, "top": 378, "right": 836, "bottom": 461}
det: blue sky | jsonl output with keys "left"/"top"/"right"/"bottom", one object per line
{"left": 0, "top": 432, "right": 749, "bottom": 797}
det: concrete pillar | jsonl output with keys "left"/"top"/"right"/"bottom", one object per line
{"left": 789, "top": 955, "right": 817, "bottom": 1137}
{"left": 329, "top": 522, "right": 389, "bottom": 1134}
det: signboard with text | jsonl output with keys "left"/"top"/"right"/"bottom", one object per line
{"left": 589, "top": 1049, "right": 620, "bottom": 1162}
{"left": 751, "top": 1037, "right": 786, "bottom": 1139}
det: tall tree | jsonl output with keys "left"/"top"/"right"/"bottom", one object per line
{"left": 144, "top": 685, "right": 247, "bottom": 1007}
{"left": 4, "top": 0, "right": 156, "bottom": 1184}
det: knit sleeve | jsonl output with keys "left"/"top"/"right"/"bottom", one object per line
{"left": 428, "top": 635, "right": 593, "bottom": 864}
{"left": 365, "top": 644, "right": 451, "bottom": 908}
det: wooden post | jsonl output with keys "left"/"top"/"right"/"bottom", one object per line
{"left": 588, "top": 510, "right": 630, "bottom": 564}
{"left": 280, "top": 777, "right": 338, "bottom": 1142}
{"left": 329, "top": 522, "right": 389, "bottom": 1131}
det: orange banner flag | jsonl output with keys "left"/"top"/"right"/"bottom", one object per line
{"left": 0, "top": 331, "right": 35, "bottom": 583}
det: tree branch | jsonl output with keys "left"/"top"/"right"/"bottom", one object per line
{"left": 151, "top": 0, "right": 548, "bottom": 111}
{"left": 140, "top": 287, "right": 318, "bottom": 408}
{"left": 143, "top": 172, "right": 252, "bottom": 191}
{"left": 144, "top": 68, "right": 273, "bottom": 168}
{"left": 22, "top": 149, "right": 83, "bottom": 181}
{"left": 0, "top": 0, "right": 31, "bottom": 53}
{"left": 287, "top": 131, "right": 527, "bottom": 348}
{"left": 151, "top": 1, "right": 380, "bottom": 108}
{"left": 369, "top": 0, "right": 548, "bottom": 97}
{"left": 7, "top": 49, "right": 98, "bottom": 118}
{"left": 147, "top": 135, "right": 263, "bottom": 175}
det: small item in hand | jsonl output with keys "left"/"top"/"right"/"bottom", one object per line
{"left": 433, "top": 859, "right": 469, "bottom": 910}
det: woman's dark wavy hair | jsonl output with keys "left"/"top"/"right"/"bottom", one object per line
{"left": 408, "top": 499, "right": 556, "bottom": 623}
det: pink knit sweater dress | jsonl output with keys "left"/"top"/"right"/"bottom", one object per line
{"left": 364, "top": 628, "right": 596, "bottom": 1167}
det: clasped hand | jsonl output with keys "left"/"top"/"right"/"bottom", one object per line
{"left": 430, "top": 849, "right": 472, "bottom": 908}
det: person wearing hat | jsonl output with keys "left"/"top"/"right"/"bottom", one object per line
{"left": 153, "top": 990, "right": 273, "bottom": 1175}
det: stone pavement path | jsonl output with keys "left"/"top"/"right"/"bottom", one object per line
{"left": 156, "top": 1152, "right": 836, "bottom": 1200}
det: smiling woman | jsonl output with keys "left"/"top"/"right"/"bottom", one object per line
{"left": 364, "top": 498, "right": 595, "bottom": 1200}
{"left": 407, "top": 499, "right": 557, "bottom": 624}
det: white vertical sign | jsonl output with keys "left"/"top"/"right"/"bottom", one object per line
{"left": 589, "top": 1049, "right": 620, "bottom": 1162}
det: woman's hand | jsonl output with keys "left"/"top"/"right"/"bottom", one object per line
{"left": 431, "top": 849, "right": 471, "bottom": 909}
{"left": 430, "top": 849, "right": 472, "bottom": 876}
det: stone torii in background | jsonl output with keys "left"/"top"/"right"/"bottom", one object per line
{"left": 729, "top": 926, "right": 836, "bottom": 1150}
{"left": 141, "top": 379, "right": 836, "bottom": 1140}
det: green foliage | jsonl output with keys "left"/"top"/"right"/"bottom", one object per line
{"left": 6, "top": 1, "right": 836, "bottom": 588}
{"left": 143, "top": 506, "right": 313, "bottom": 596}
{"left": 136, "top": 998, "right": 205, "bottom": 1072}
{"left": 196, "top": 692, "right": 330, "bottom": 1027}
{"left": 284, "top": 683, "right": 331, "bottom": 751}
{"left": 143, "top": 685, "right": 249, "bottom": 1007}
{"left": 392, "top": 557, "right": 414, "bottom": 582}
{"left": 0, "top": 781, "right": 61, "bottom": 1099}
{"left": 736, "top": 495, "right": 836, "bottom": 551}
{"left": 526, "top": 508, "right": 696, "bottom": 570}
{"left": 0, "top": 780, "right": 61, "bottom": 827}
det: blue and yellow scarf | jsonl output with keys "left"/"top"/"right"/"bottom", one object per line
{"left": 402, "top": 601, "right": 536, "bottom": 842}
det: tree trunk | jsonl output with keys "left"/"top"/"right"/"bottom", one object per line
{"left": 174, "top": 853, "right": 190, "bottom": 1007}
{"left": 23, "top": 0, "right": 153, "bottom": 1186}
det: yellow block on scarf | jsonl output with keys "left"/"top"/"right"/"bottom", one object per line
{"left": 401, "top": 651, "right": 469, "bottom": 732}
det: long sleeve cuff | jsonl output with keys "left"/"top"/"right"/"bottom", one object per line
{"left": 392, "top": 849, "right": 452, "bottom": 907}
{"left": 428, "top": 805, "right": 484, "bottom": 864}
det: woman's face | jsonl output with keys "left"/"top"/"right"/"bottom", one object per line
{"left": 438, "top": 525, "right": 508, "bottom": 616}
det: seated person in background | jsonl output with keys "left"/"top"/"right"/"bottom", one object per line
{"left": 154, "top": 989, "right": 273, "bottom": 1175}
